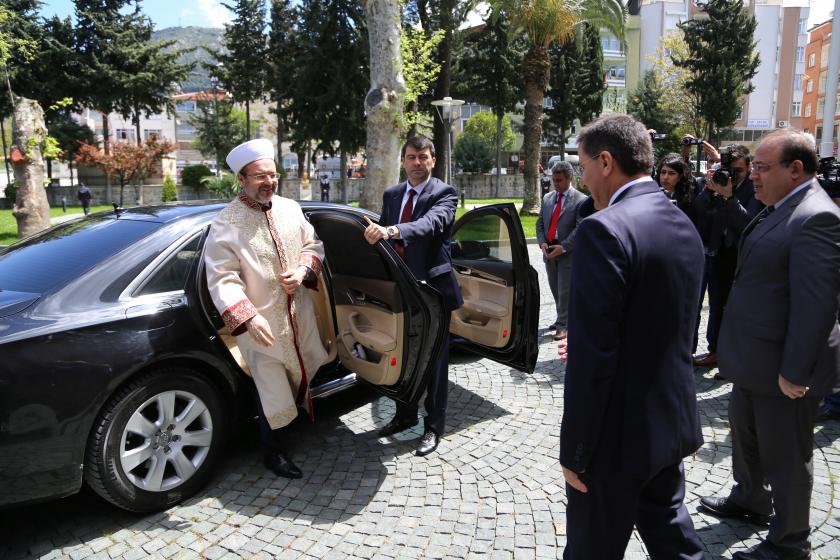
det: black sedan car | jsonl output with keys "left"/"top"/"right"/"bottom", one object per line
{"left": 0, "top": 200, "right": 538, "bottom": 512}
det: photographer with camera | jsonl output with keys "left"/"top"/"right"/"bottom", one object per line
{"left": 691, "top": 139, "right": 764, "bottom": 368}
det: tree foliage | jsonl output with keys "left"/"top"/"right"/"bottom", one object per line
{"left": 181, "top": 164, "right": 214, "bottom": 188}
{"left": 161, "top": 173, "right": 177, "bottom": 202}
{"left": 674, "top": 0, "right": 759, "bottom": 140}
{"left": 267, "top": 0, "right": 296, "bottom": 179}
{"left": 76, "top": 137, "right": 176, "bottom": 206}
{"left": 212, "top": 0, "right": 268, "bottom": 139}
{"left": 190, "top": 99, "right": 247, "bottom": 170}
{"left": 543, "top": 35, "right": 578, "bottom": 152}
{"left": 646, "top": 30, "right": 706, "bottom": 137}
{"left": 454, "top": 132, "right": 494, "bottom": 173}
{"left": 627, "top": 70, "right": 673, "bottom": 133}
{"left": 575, "top": 23, "right": 605, "bottom": 125}
{"left": 401, "top": 25, "right": 444, "bottom": 133}
{"left": 462, "top": 111, "right": 515, "bottom": 151}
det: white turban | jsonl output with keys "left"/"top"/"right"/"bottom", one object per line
{"left": 226, "top": 139, "right": 275, "bottom": 174}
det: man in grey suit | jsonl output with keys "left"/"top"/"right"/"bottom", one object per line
{"left": 536, "top": 161, "right": 588, "bottom": 340}
{"left": 699, "top": 129, "right": 840, "bottom": 560}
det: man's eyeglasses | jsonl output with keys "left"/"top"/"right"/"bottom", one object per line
{"left": 751, "top": 160, "right": 790, "bottom": 174}
{"left": 244, "top": 172, "right": 279, "bottom": 182}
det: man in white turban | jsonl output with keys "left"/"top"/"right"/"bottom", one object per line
{"left": 205, "top": 139, "right": 328, "bottom": 478}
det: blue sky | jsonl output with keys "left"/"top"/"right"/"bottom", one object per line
{"left": 37, "top": 0, "right": 835, "bottom": 31}
{"left": 39, "top": 0, "right": 234, "bottom": 29}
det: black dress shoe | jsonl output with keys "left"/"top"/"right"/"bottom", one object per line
{"left": 733, "top": 541, "right": 810, "bottom": 560}
{"left": 699, "top": 496, "right": 771, "bottom": 525}
{"left": 378, "top": 416, "right": 418, "bottom": 437}
{"left": 263, "top": 451, "right": 302, "bottom": 479}
{"left": 415, "top": 430, "right": 439, "bottom": 456}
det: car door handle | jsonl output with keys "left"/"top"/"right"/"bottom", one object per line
{"left": 454, "top": 265, "right": 471, "bottom": 275}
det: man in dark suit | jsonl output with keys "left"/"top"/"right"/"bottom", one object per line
{"left": 559, "top": 114, "right": 705, "bottom": 559}
{"left": 363, "top": 135, "right": 463, "bottom": 457}
{"left": 699, "top": 129, "right": 840, "bottom": 560}
{"left": 535, "top": 160, "right": 588, "bottom": 340}
{"left": 692, "top": 144, "right": 763, "bottom": 367}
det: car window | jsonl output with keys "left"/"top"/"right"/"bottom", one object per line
{"left": 0, "top": 218, "right": 160, "bottom": 294}
{"left": 135, "top": 235, "right": 202, "bottom": 296}
{"left": 452, "top": 214, "right": 512, "bottom": 263}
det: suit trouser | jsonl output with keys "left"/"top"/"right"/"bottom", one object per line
{"left": 728, "top": 385, "right": 818, "bottom": 555}
{"left": 709, "top": 245, "right": 737, "bottom": 353}
{"left": 563, "top": 461, "right": 704, "bottom": 560}
{"left": 395, "top": 331, "right": 450, "bottom": 437}
{"left": 693, "top": 254, "right": 719, "bottom": 354}
{"left": 545, "top": 256, "right": 572, "bottom": 328}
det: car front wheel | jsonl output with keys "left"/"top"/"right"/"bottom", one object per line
{"left": 84, "top": 367, "right": 229, "bottom": 512}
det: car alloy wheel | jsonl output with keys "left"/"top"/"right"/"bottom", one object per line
{"left": 119, "top": 389, "right": 213, "bottom": 492}
{"left": 85, "top": 367, "right": 229, "bottom": 512}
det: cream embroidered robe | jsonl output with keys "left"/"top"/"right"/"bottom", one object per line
{"left": 205, "top": 191, "right": 328, "bottom": 429}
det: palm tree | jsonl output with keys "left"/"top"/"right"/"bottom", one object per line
{"left": 503, "top": 0, "right": 625, "bottom": 214}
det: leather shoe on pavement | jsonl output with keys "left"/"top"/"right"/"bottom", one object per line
{"left": 732, "top": 541, "right": 810, "bottom": 560}
{"left": 264, "top": 451, "right": 302, "bottom": 479}
{"left": 699, "top": 496, "right": 771, "bottom": 525}
{"left": 415, "top": 430, "right": 439, "bottom": 456}
{"left": 693, "top": 352, "right": 718, "bottom": 366}
{"left": 378, "top": 416, "right": 418, "bottom": 437}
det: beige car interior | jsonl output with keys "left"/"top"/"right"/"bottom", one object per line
{"left": 217, "top": 272, "right": 405, "bottom": 387}
{"left": 450, "top": 269, "right": 514, "bottom": 348}
{"left": 449, "top": 215, "right": 515, "bottom": 349}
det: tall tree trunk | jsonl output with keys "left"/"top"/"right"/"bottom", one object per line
{"left": 521, "top": 45, "right": 550, "bottom": 215}
{"left": 134, "top": 108, "right": 142, "bottom": 146}
{"left": 0, "top": 116, "right": 11, "bottom": 186}
{"left": 429, "top": 0, "right": 455, "bottom": 181}
{"left": 246, "top": 100, "right": 251, "bottom": 140}
{"left": 296, "top": 148, "right": 306, "bottom": 179}
{"left": 495, "top": 112, "right": 502, "bottom": 198}
{"left": 10, "top": 97, "right": 51, "bottom": 237}
{"left": 340, "top": 149, "right": 349, "bottom": 204}
{"left": 69, "top": 161, "right": 75, "bottom": 188}
{"left": 102, "top": 112, "right": 113, "bottom": 203}
{"left": 276, "top": 102, "right": 284, "bottom": 196}
{"left": 361, "top": 0, "right": 405, "bottom": 211}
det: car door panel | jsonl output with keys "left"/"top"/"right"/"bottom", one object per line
{"left": 450, "top": 204, "right": 539, "bottom": 373}
{"left": 306, "top": 210, "right": 445, "bottom": 404}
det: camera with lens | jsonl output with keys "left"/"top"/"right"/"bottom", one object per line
{"left": 712, "top": 145, "right": 740, "bottom": 187}
{"left": 818, "top": 157, "right": 840, "bottom": 199}
{"left": 650, "top": 132, "right": 667, "bottom": 142}
{"left": 682, "top": 137, "right": 704, "bottom": 146}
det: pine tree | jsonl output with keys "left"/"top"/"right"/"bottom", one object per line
{"left": 675, "top": 0, "right": 759, "bottom": 141}
{"left": 454, "top": 7, "right": 523, "bottom": 194}
{"left": 212, "top": 0, "right": 268, "bottom": 140}
{"left": 267, "top": 0, "right": 296, "bottom": 188}
{"left": 190, "top": 99, "right": 248, "bottom": 171}
{"left": 292, "top": 0, "right": 368, "bottom": 202}
{"left": 544, "top": 35, "right": 579, "bottom": 159}
{"left": 161, "top": 174, "right": 177, "bottom": 202}
{"left": 576, "top": 23, "right": 606, "bottom": 125}
{"left": 627, "top": 70, "right": 673, "bottom": 133}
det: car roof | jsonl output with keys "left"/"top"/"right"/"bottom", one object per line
{"left": 91, "top": 201, "right": 229, "bottom": 223}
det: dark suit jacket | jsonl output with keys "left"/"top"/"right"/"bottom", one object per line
{"left": 381, "top": 177, "right": 463, "bottom": 311}
{"left": 694, "top": 178, "right": 764, "bottom": 251}
{"left": 718, "top": 181, "right": 840, "bottom": 397}
{"left": 560, "top": 180, "right": 705, "bottom": 480}
{"left": 535, "top": 187, "right": 589, "bottom": 265}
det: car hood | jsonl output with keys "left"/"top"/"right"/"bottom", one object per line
{"left": 0, "top": 290, "right": 40, "bottom": 318}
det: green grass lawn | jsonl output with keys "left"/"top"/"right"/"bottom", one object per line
{"left": 457, "top": 198, "right": 536, "bottom": 238}
{"left": 0, "top": 205, "right": 112, "bottom": 246}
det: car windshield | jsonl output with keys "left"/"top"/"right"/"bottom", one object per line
{"left": 0, "top": 218, "right": 160, "bottom": 294}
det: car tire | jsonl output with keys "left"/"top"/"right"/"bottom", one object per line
{"left": 84, "top": 367, "right": 229, "bottom": 512}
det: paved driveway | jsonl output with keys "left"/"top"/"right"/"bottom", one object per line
{"left": 1, "top": 245, "right": 839, "bottom": 560}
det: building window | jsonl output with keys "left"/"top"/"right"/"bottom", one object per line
{"left": 799, "top": 18, "right": 807, "bottom": 34}
{"left": 807, "top": 79, "right": 814, "bottom": 93}
{"left": 144, "top": 129, "right": 162, "bottom": 141}
{"left": 817, "top": 99, "right": 825, "bottom": 116}
{"left": 805, "top": 103, "right": 812, "bottom": 117}
{"left": 176, "top": 101, "right": 196, "bottom": 113}
{"left": 809, "top": 52, "right": 816, "bottom": 67}
{"left": 601, "top": 38, "right": 610, "bottom": 51}
{"left": 794, "top": 74, "right": 803, "bottom": 91}
{"left": 796, "top": 47, "right": 805, "bottom": 62}
{"left": 822, "top": 44, "right": 830, "bottom": 67}
{"left": 115, "top": 129, "right": 135, "bottom": 142}
{"left": 819, "top": 71, "right": 827, "bottom": 93}
{"left": 791, "top": 101, "right": 801, "bottom": 117}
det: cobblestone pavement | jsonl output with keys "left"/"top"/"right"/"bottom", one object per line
{"left": 2, "top": 245, "right": 839, "bottom": 560}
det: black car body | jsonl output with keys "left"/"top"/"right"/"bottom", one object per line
{"left": 0, "top": 201, "right": 538, "bottom": 512}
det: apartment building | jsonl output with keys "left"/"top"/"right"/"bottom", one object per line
{"left": 802, "top": 19, "right": 836, "bottom": 147}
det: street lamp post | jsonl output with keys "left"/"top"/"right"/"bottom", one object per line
{"left": 431, "top": 96, "right": 465, "bottom": 190}
{"left": 209, "top": 75, "right": 221, "bottom": 177}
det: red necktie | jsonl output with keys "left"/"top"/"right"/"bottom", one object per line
{"left": 546, "top": 193, "right": 563, "bottom": 242}
{"left": 394, "top": 189, "right": 416, "bottom": 259}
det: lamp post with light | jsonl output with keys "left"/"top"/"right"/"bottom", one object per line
{"left": 431, "top": 96, "right": 465, "bottom": 192}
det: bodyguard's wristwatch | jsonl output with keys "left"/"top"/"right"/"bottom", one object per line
{"left": 386, "top": 226, "right": 399, "bottom": 239}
